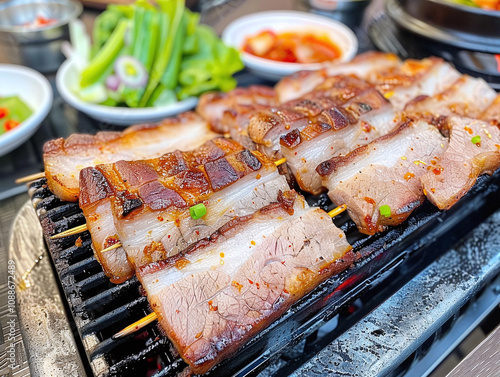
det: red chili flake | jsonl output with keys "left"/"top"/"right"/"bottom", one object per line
{"left": 248, "top": 279, "right": 254, "bottom": 284}
{"left": 364, "top": 197, "right": 375, "bottom": 204}
{"left": 0, "top": 108, "right": 8, "bottom": 118}
{"left": 4, "top": 119, "right": 20, "bottom": 131}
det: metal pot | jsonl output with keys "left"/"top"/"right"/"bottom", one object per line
{"left": 0, "top": 0, "right": 82, "bottom": 73}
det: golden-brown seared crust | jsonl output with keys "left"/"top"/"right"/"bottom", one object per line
{"left": 370, "top": 57, "right": 443, "bottom": 93}
{"left": 79, "top": 140, "right": 276, "bottom": 218}
{"left": 44, "top": 112, "right": 203, "bottom": 155}
{"left": 250, "top": 75, "right": 378, "bottom": 148}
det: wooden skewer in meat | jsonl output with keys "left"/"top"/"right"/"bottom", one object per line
{"left": 115, "top": 191, "right": 352, "bottom": 374}
{"left": 113, "top": 202, "right": 348, "bottom": 340}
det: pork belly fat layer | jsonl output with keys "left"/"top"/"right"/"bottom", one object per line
{"left": 421, "top": 116, "right": 500, "bottom": 210}
{"left": 43, "top": 112, "right": 215, "bottom": 202}
{"left": 137, "top": 191, "right": 353, "bottom": 374}
{"left": 82, "top": 200, "right": 133, "bottom": 283}
{"left": 117, "top": 167, "right": 290, "bottom": 268}
{"left": 318, "top": 121, "right": 448, "bottom": 235}
{"left": 404, "top": 75, "right": 497, "bottom": 122}
{"left": 274, "top": 51, "right": 401, "bottom": 103}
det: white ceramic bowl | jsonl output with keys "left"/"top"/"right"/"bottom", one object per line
{"left": 0, "top": 64, "right": 52, "bottom": 157}
{"left": 222, "top": 10, "right": 358, "bottom": 81}
{"left": 56, "top": 59, "right": 198, "bottom": 126}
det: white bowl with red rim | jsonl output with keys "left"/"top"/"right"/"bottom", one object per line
{"left": 222, "top": 10, "right": 358, "bottom": 81}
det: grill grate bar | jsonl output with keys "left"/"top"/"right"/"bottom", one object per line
{"left": 81, "top": 296, "right": 148, "bottom": 336}
{"left": 66, "top": 256, "right": 102, "bottom": 277}
{"left": 58, "top": 238, "right": 93, "bottom": 263}
{"left": 41, "top": 202, "right": 82, "bottom": 221}
{"left": 77, "top": 277, "right": 140, "bottom": 313}
{"left": 107, "top": 338, "right": 181, "bottom": 377}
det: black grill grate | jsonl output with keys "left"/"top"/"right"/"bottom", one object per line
{"left": 28, "top": 169, "right": 500, "bottom": 376}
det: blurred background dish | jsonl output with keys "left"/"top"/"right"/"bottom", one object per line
{"left": 0, "top": 64, "right": 52, "bottom": 156}
{"left": 222, "top": 10, "right": 358, "bottom": 81}
{"left": 309, "top": 0, "right": 371, "bottom": 11}
{"left": 0, "top": 0, "right": 83, "bottom": 73}
{"left": 56, "top": 59, "right": 198, "bottom": 126}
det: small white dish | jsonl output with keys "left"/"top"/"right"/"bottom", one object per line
{"left": 0, "top": 64, "right": 52, "bottom": 157}
{"left": 222, "top": 10, "right": 358, "bottom": 81}
{"left": 56, "top": 59, "right": 198, "bottom": 126}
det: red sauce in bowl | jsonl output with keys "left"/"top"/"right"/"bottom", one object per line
{"left": 242, "top": 29, "right": 342, "bottom": 64}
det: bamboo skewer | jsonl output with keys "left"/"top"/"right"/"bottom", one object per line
{"left": 112, "top": 312, "right": 158, "bottom": 339}
{"left": 50, "top": 157, "right": 290, "bottom": 240}
{"left": 112, "top": 203, "right": 347, "bottom": 339}
{"left": 15, "top": 171, "right": 46, "bottom": 184}
{"left": 50, "top": 224, "right": 89, "bottom": 239}
{"left": 100, "top": 243, "right": 122, "bottom": 253}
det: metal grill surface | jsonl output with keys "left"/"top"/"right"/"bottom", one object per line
{"left": 27, "top": 168, "right": 500, "bottom": 376}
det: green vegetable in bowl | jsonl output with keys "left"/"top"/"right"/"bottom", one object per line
{"left": 70, "top": 0, "right": 243, "bottom": 108}
{"left": 0, "top": 96, "right": 33, "bottom": 135}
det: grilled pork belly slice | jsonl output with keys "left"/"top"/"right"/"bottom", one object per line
{"left": 80, "top": 169, "right": 133, "bottom": 284}
{"left": 280, "top": 89, "right": 400, "bottom": 194}
{"left": 370, "top": 57, "right": 460, "bottom": 111}
{"left": 108, "top": 149, "right": 289, "bottom": 268}
{"left": 421, "top": 116, "right": 500, "bottom": 210}
{"left": 44, "top": 112, "right": 216, "bottom": 202}
{"left": 196, "top": 85, "right": 278, "bottom": 134}
{"left": 136, "top": 191, "right": 353, "bottom": 375}
{"left": 275, "top": 51, "right": 401, "bottom": 103}
{"left": 317, "top": 120, "right": 448, "bottom": 235}
{"left": 249, "top": 75, "right": 385, "bottom": 159}
{"left": 79, "top": 138, "right": 246, "bottom": 282}
{"left": 404, "top": 76, "right": 497, "bottom": 122}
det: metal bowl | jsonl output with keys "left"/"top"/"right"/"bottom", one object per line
{"left": 386, "top": 0, "right": 500, "bottom": 53}
{"left": 0, "top": 0, "right": 82, "bottom": 73}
